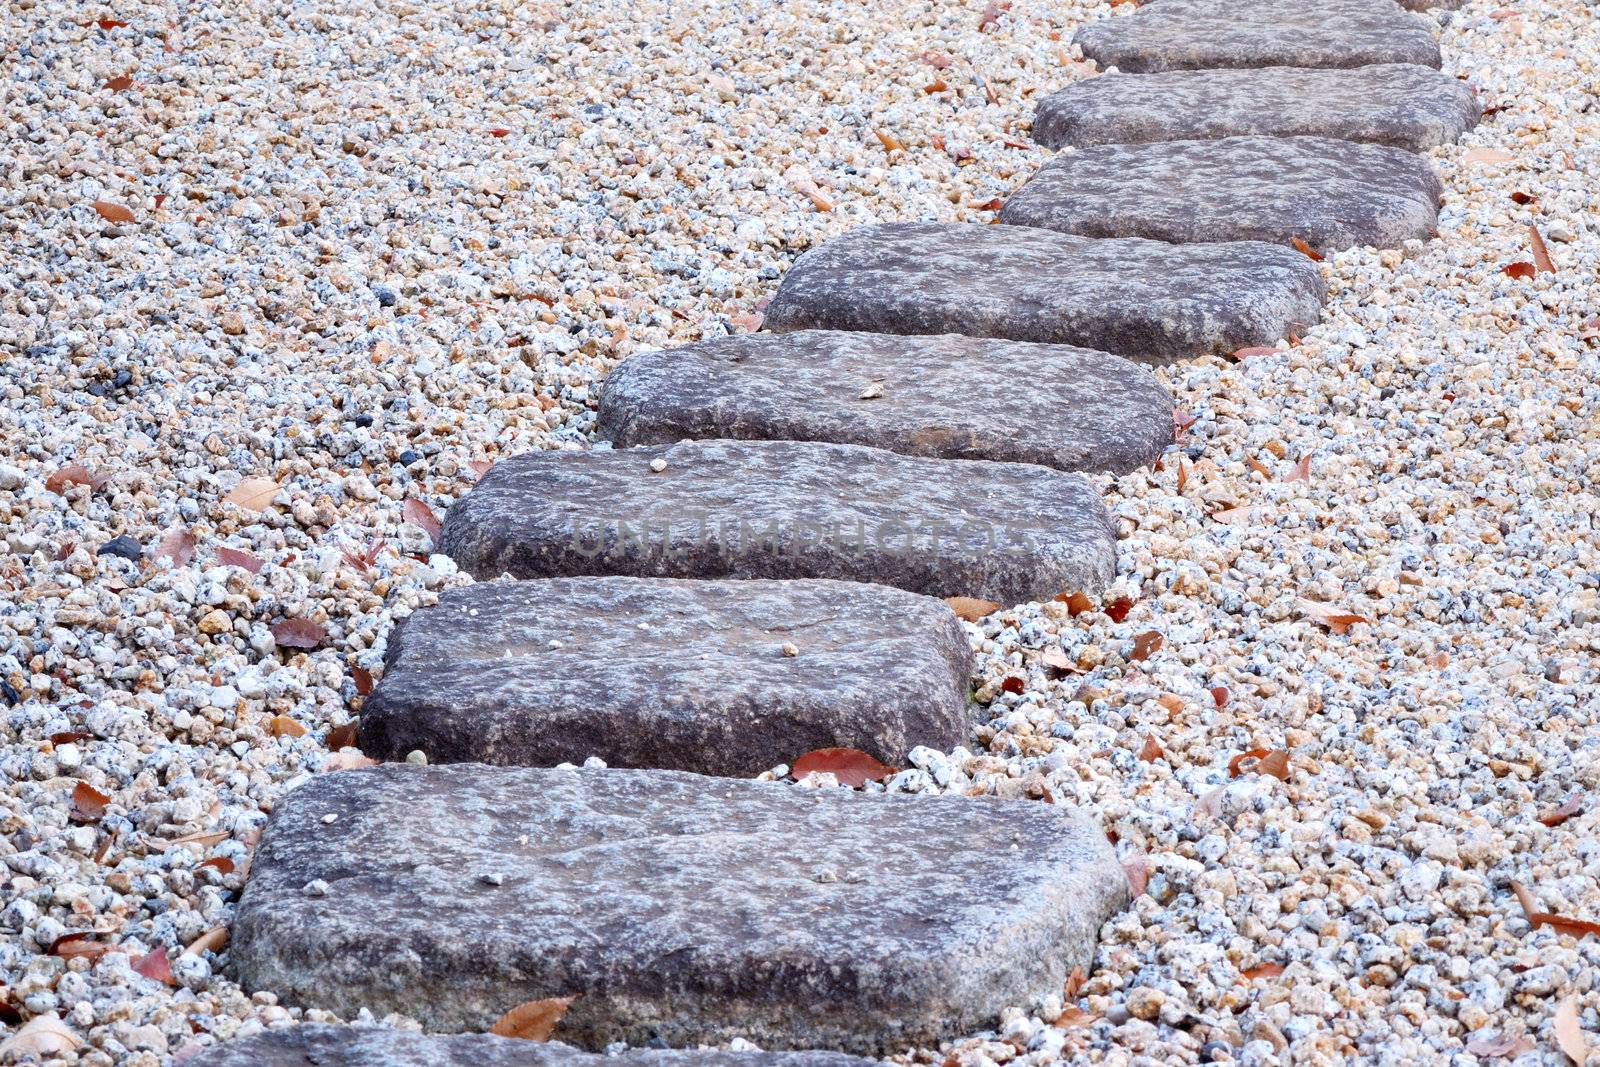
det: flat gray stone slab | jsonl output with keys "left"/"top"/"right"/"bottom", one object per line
{"left": 188, "top": 1027, "right": 878, "bottom": 1067}
{"left": 361, "top": 577, "right": 973, "bottom": 776}
{"left": 1001, "top": 135, "right": 1441, "bottom": 254}
{"left": 230, "top": 766, "right": 1127, "bottom": 1053}
{"left": 595, "top": 330, "right": 1173, "bottom": 475}
{"left": 762, "top": 222, "right": 1323, "bottom": 364}
{"left": 1033, "top": 64, "right": 1479, "bottom": 152}
{"left": 440, "top": 438, "right": 1117, "bottom": 604}
{"left": 1075, "top": 0, "right": 1441, "bottom": 73}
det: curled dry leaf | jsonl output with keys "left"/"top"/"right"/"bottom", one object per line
{"left": 1466, "top": 1031, "right": 1536, "bottom": 1058}
{"left": 1104, "top": 596, "right": 1133, "bottom": 623}
{"left": 153, "top": 528, "right": 197, "bottom": 566}
{"left": 1283, "top": 455, "right": 1312, "bottom": 482}
{"left": 224, "top": 477, "right": 281, "bottom": 512}
{"left": 45, "top": 464, "right": 106, "bottom": 494}
{"left": 999, "top": 676, "right": 1025, "bottom": 694}
{"left": 1530, "top": 224, "right": 1555, "bottom": 275}
{"left": 133, "top": 946, "right": 176, "bottom": 986}
{"left": 1053, "top": 1005, "right": 1097, "bottom": 1028}
{"left": 1555, "top": 996, "right": 1588, "bottom": 1066}
{"left": 402, "top": 499, "right": 442, "bottom": 542}
{"left": 1230, "top": 345, "right": 1279, "bottom": 362}
{"left": 1289, "top": 236, "right": 1324, "bottom": 262}
{"left": 1209, "top": 686, "right": 1230, "bottom": 708}
{"left": 1503, "top": 261, "right": 1537, "bottom": 280}
{"left": 93, "top": 200, "right": 135, "bottom": 223}
{"left": 1054, "top": 590, "right": 1094, "bottom": 616}
{"left": 105, "top": 75, "right": 134, "bottom": 90}
{"left": 1122, "top": 852, "right": 1148, "bottom": 897}
{"left": 197, "top": 856, "right": 234, "bottom": 875}
{"left": 1540, "top": 795, "right": 1584, "bottom": 827}
{"left": 0, "top": 1013, "right": 80, "bottom": 1057}
{"left": 50, "top": 731, "right": 91, "bottom": 746}
{"left": 69, "top": 781, "right": 110, "bottom": 824}
{"left": 1172, "top": 408, "right": 1197, "bottom": 444}
{"left": 1297, "top": 599, "right": 1369, "bottom": 634}
{"left": 490, "top": 996, "right": 575, "bottom": 1042}
{"left": 1228, "top": 748, "right": 1290, "bottom": 781}
{"left": 184, "top": 926, "right": 228, "bottom": 956}
{"left": 215, "top": 545, "right": 265, "bottom": 573}
{"left": 944, "top": 596, "right": 1001, "bottom": 622}
{"left": 1137, "top": 735, "right": 1164, "bottom": 762}
{"left": 271, "top": 617, "right": 326, "bottom": 649}
{"left": 267, "top": 715, "right": 307, "bottom": 738}
{"left": 1511, "top": 879, "right": 1600, "bottom": 940}
{"left": 1129, "top": 630, "right": 1163, "bottom": 662}
{"left": 50, "top": 934, "right": 112, "bottom": 963}
{"left": 1036, "top": 647, "right": 1080, "bottom": 675}
{"left": 1063, "top": 966, "right": 1086, "bottom": 1000}
{"left": 874, "top": 128, "right": 904, "bottom": 153}
{"left": 791, "top": 747, "right": 897, "bottom": 788}
{"left": 1242, "top": 962, "right": 1286, "bottom": 980}
{"left": 325, "top": 721, "right": 360, "bottom": 750}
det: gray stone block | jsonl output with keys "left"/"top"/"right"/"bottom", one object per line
{"left": 361, "top": 577, "right": 974, "bottom": 776}
{"left": 229, "top": 766, "right": 1127, "bottom": 1054}
{"left": 595, "top": 330, "right": 1173, "bottom": 475}
{"left": 1074, "top": 0, "right": 1442, "bottom": 73}
{"left": 439, "top": 438, "right": 1118, "bottom": 604}
{"left": 1000, "top": 135, "right": 1442, "bottom": 253}
{"left": 761, "top": 222, "right": 1324, "bottom": 364}
{"left": 1033, "top": 65, "right": 1479, "bottom": 152}
{"left": 186, "top": 1026, "right": 880, "bottom": 1067}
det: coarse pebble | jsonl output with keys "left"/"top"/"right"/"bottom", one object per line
{"left": 0, "top": 0, "right": 1595, "bottom": 1063}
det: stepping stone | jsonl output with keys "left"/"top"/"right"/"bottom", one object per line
{"left": 1074, "top": 0, "right": 1441, "bottom": 73}
{"left": 440, "top": 438, "right": 1117, "bottom": 604}
{"left": 229, "top": 765, "right": 1127, "bottom": 1054}
{"left": 188, "top": 1025, "right": 879, "bottom": 1067}
{"left": 1033, "top": 64, "right": 1480, "bottom": 152}
{"left": 361, "top": 577, "right": 973, "bottom": 776}
{"left": 1000, "top": 135, "right": 1442, "bottom": 254}
{"left": 761, "top": 222, "right": 1323, "bottom": 364}
{"left": 596, "top": 330, "right": 1174, "bottom": 475}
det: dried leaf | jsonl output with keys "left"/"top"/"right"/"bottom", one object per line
{"left": 1556, "top": 996, "right": 1588, "bottom": 1065}
{"left": 183, "top": 927, "right": 228, "bottom": 956}
{"left": 1230, "top": 345, "right": 1279, "bottom": 362}
{"left": 1464, "top": 147, "right": 1515, "bottom": 164}
{"left": 1104, "top": 596, "right": 1133, "bottom": 623}
{"left": 224, "top": 477, "right": 280, "bottom": 512}
{"left": 270, "top": 618, "right": 326, "bottom": 649}
{"left": 105, "top": 75, "right": 134, "bottom": 90}
{"left": 1530, "top": 224, "right": 1555, "bottom": 275}
{"left": 1123, "top": 852, "right": 1148, "bottom": 896}
{"left": 215, "top": 545, "right": 265, "bottom": 573}
{"left": 402, "top": 498, "right": 442, "bottom": 542}
{"left": 132, "top": 946, "right": 176, "bottom": 986}
{"left": 69, "top": 782, "right": 110, "bottom": 824}
{"left": 1037, "top": 647, "right": 1080, "bottom": 675}
{"left": 93, "top": 200, "right": 135, "bottom": 223}
{"left": 197, "top": 856, "right": 234, "bottom": 875}
{"left": 1257, "top": 749, "right": 1291, "bottom": 781}
{"left": 1466, "top": 1032, "right": 1536, "bottom": 1057}
{"left": 1137, "top": 734, "right": 1164, "bottom": 762}
{"left": 1053, "top": 1005, "right": 1097, "bottom": 1028}
{"left": 156, "top": 830, "right": 228, "bottom": 851}
{"left": 1209, "top": 686, "right": 1230, "bottom": 708}
{"left": 1054, "top": 591, "right": 1094, "bottom": 616}
{"left": 267, "top": 715, "right": 307, "bottom": 738}
{"left": 1175, "top": 458, "right": 1188, "bottom": 493}
{"left": 325, "top": 750, "right": 379, "bottom": 771}
{"left": 50, "top": 934, "right": 112, "bottom": 962}
{"left": 95, "top": 18, "right": 128, "bottom": 28}
{"left": 153, "top": 528, "right": 197, "bottom": 566}
{"left": 1228, "top": 748, "right": 1269, "bottom": 778}
{"left": 1503, "top": 261, "right": 1537, "bottom": 280}
{"left": 1000, "top": 676, "right": 1025, "bottom": 694}
{"left": 792, "top": 747, "right": 897, "bottom": 788}
{"left": 326, "top": 722, "right": 360, "bottom": 750}
{"left": 1172, "top": 409, "right": 1197, "bottom": 445}
{"left": 1540, "top": 795, "right": 1584, "bottom": 827}
{"left": 1246, "top": 455, "right": 1271, "bottom": 478}
{"left": 1511, "top": 190, "right": 1537, "bottom": 205}
{"left": 45, "top": 463, "right": 105, "bottom": 494}
{"left": 945, "top": 596, "right": 1001, "bottom": 622}
{"left": 1297, "top": 599, "right": 1369, "bottom": 634}
{"left": 490, "top": 997, "right": 575, "bottom": 1041}
{"left": 0, "top": 1013, "right": 80, "bottom": 1057}
{"left": 1290, "top": 236, "right": 1324, "bottom": 262}
{"left": 1129, "top": 630, "right": 1163, "bottom": 662}
{"left": 50, "top": 731, "right": 91, "bottom": 746}
{"left": 874, "top": 128, "right": 904, "bottom": 153}
{"left": 1242, "top": 963, "right": 1285, "bottom": 980}
{"left": 1283, "top": 455, "right": 1312, "bottom": 482}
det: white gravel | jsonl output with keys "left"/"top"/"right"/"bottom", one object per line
{"left": 1, "top": 0, "right": 1595, "bottom": 1063}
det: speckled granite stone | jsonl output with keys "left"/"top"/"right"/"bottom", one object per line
{"left": 1033, "top": 65, "right": 1479, "bottom": 151}
{"left": 440, "top": 438, "right": 1117, "bottom": 604}
{"left": 1074, "top": 0, "right": 1441, "bottom": 73}
{"left": 595, "top": 330, "right": 1173, "bottom": 474}
{"left": 229, "top": 766, "right": 1128, "bottom": 1054}
{"left": 360, "top": 577, "right": 974, "bottom": 775}
{"left": 1001, "top": 135, "right": 1442, "bottom": 254}
{"left": 188, "top": 1027, "right": 880, "bottom": 1067}
{"left": 761, "top": 223, "right": 1324, "bottom": 363}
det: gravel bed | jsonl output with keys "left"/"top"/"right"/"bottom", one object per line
{"left": 0, "top": 0, "right": 1595, "bottom": 1063}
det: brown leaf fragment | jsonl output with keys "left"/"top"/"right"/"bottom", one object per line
{"left": 1053, "top": 1005, "right": 1097, "bottom": 1028}
{"left": 402, "top": 499, "right": 442, "bottom": 542}
{"left": 1000, "top": 675, "right": 1025, "bottom": 694}
{"left": 45, "top": 464, "right": 105, "bottom": 494}
{"left": 105, "top": 75, "right": 134, "bottom": 90}
{"left": 1175, "top": 458, "right": 1188, "bottom": 493}
{"left": 1123, "top": 852, "right": 1148, "bottom": 896}
{"left": 50, "top": 934, "right": 112, "bottom": 962}
{"left": 1104, "top": 596, "right": 1133, "bottom": 623}
{"left": 1137, "top": 734, "right": 1164, "bottom": 762}
{"left": 183, "top": 927, "right": 228, "bottom": 956}
{"left": 1063, "top": 966, "right": 1086, "bottom": 999}
{"left": 1507, "top": 879, "right": 1600, "bottom": 939}
{"left": 93, "top": 200, "right": 135, "bottom": 223}
{"left": 1283, "top": 455, "right": 1311, "bottom": 482}
{"left": 1172, "top": 408, "right": 1197, "bottom": 444}
{"left": 51, "top": 731, "right": 91, "bottom": 746}
{"left": 325, "top": 721, "right": 359, "bottom": 750}
{"left": 223, "top": 477, "right": 280, "bottom": 513}
{"left": 945, "top": 596, "right": 1001, "bottom": 622}
{"left": 1246, "top": 455, "right": 1271, "bottom": 478}
{"left": 1243, "top": 962, "right": 1285, "bottom": 980}
{"left": 1290, "top": 236, "right": 1324, "bottom": 262}
{"left": 267, "top": 715, "right": 307, "bottom": 738}
{"left": 270, "top": 617, "right": 326, "bottom": 649}
{"left": 1530, "top": 224, "right": 1555, "bottom": 275}
{"left": 69, "top": 782, "right": 110, "bottom": 824}
{"left": 1257, "top": 749, "right": 1291, "bottom": 781}
{"left": 1054, "top": 590, "right": 1094, "bottom": 616}
{"left": 1511, "top": 190, "right": 1537, "bottom": 204}
{"left": 874, "top": 128, "right": 904, "bottom": 153}
{"left": 490, "top": 997, "right": 575, "bottom": 1041}
{"left": 155, "top": 830, "right": 228, "bottom": 851}
{"left": 1129, "top": 630, "right": 1163, "bottom": 662}
{"left": 0, "top": 1013, "right": 80, "bottom": 1057}
{"left": 197, "top": 857, "right": 234, "bottom": 875}
{"left": 791, "top": 747, "right": 898, "bottom": 788}
{"left": 1230, "top": 345, "right": 1279, "bottom": 362}
{"left": 1466, "top": 1032, "right": 1536, "bottom": 1057}
{"left": 1228, "top": 748, "right": 1269, "bottom": 778}
{"left": 1540, "top": 795, "right": 1584, "bottom": 827}
{"left": 1297, "top": 599, "right": 1369, "bottom": 634}
{"left": 153, "top": 528, "right": 196, "bottom": 566}
{"left": 1209, "top": 686, "right": 1230, "bottom": 708}
{"left": 215, "top": 545, "right": 265, "bottom": 573}
{"left": 1503, "top": 261, "right": 1537, "bottom": 280}
{"left": 1555, "top": 996, "right": 1588, "bottom": 1065}
{"left": 132, "top": 946, "right": 176, "bottom": 986}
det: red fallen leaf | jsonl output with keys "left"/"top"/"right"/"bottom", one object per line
{"left": 487, "top": 128, "right": 510, "bottom": 137}
{"left": 919, "top": 50, "right": 954, "bottom": 69}
{"left": 1054, "top": 1005, "right": 1098, "bottom": 1028}
{"left": 1284, "top": 455, "right": 1312, "bottom": 482}
{"left": 96, "top": 18, "right": 128, "bottom": 28}
{"left": 1123, "top": 852, "right": 1148, "bottom": 896}
{"left": 1503, "top": 261, "right": 1536, "bottom": 279}
{"left": 1540, "top": 795, "right": 1584, "bottom": 827}
{"left": 45, "top": 463, "right": 107, "bottom": 494}
{"left": 153, "top": 193, "right": 167, "bottom": 208}
{"left": 1512, "top": 880, "right": 1600, "bottom": 940}
{"left": 978, "top": 1, "right": 1008, "bottom": 30}
{"left": 1104, "top": 596, "right": 1133, "bottom": 623}
{"left": 1137, "top": 734, "right": 1164, "bottom": 762}
{"left": 132, "top": 946, "right": 176, "bottom": 986}
{"left": 1530, "top": 224, "right": 1555, "bottom": 275}
{"left": 1228, "top": 748, "right": 1269, "bottom": 778}
{"left": 923, "top": 78, "right": 949, "bottom": 94}
{"left": 1289, "top": 236, "right": 1324, "bottom": 262}
{"left": 351, "top": 666, "right": 374, "bottom": 695}
{"left": 214, "top": 545, "right": 264, "bottom": 573}
{"left": 105, "top": 75, "right": 134, "bottom": 90}
{"left": 50, "top": 731, "right": 91, "bottom": 746}
{"left": 1510, "top": 191, "right": 1537, "bottom": 205}
{"left": 50, "top": 933, "right": 112, "bottom": 962}
{"left": 1172, "top": 409, "right": 1197, "bottom": 445}
{"left": 489, "top": 996, "right": 574, "bottom": 1041}
{"left": 270, "top": 618, "right": 326, "bottom": 649}
{"left": 69, "top": 782, "right": 110, "bottom": 823}
{"left": 1298, "top": 599, "right": 1369, "bottom": 634}
{"left": 1054, "top": 590, "right": 1094, "bottom": 616}
{"left": 791, "top": 747, "right": 898, "bottom": 788}
{"left": 944, "top": 596, "right": 1001, "bottom": 622}
{"left": 402, "top": 499, "right": 442, "bottom": 542}
{"left": 1242, "top": 963, "right": 1285, "bottom": 980}
{"left": 341, "top": 537, "right": 385, "bottom": 573}
{"left": 325, "top": 721, "right": 360, "bottom": 750}
{"left": 968, "top": 197, "right": 1004, "bottom": 211}
{"left": 92, "top": 200, "right": 135, "bottom": 223}
{"left": 1230, "top": 345, "right": 1279, "bottom": 362}
{"left": 196, "top": 857, "right": 234, "bottom": 875}
{"left": 1176, "top": 458, "right": 1188, "bottom": 493}
{"left": 153, "top": 528, "right": 197, "bottom": 566}
{"left": 55, "top": 540, "right": 78, "bottom": 562}
{"left": 1257, "top": 749, "right": 1290, "bottom": 781}
{"left": 1000, "top": 676, "right": 1025, "bottom": 694}
{"left": 1128, "top": 631, "right": 1163, "bottom": 662}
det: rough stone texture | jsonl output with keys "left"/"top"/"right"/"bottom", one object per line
{"left": 1033, "top": 64, "right": 1479, "bottom": 152}
{"left": 1001, "top": 136, "right": 1443, "bottom": 254}
{"left": 440, "top": 438, "right": 1117, "bottom": 604}
{"left": 229, "top": 766, "right": 1127, "bottom": 1054}
{"left": 595, "top": 330, "right": 1174, "bottom": 475}
{"left": 1074, "top": 0, "right": 1442, "bottom": 73}
{"left": 762, "top": 222, "right": 1324, "bottom": 364}
{"left": 187, "top": 1027, "right": 879, "bottom": 1067}
{"left": 361, "top": 577, "right": 974, "bottom": 775}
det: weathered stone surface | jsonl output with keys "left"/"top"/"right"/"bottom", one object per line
{"left": 361, "top": 577, "right": 973, "bottom": 775}
{"left": 440, "top": 438, "right": 1117, "bottom": 604}
{"left": 1001, "top": 136, "right": 1442, "bottom": 254}
{"left": 230, "top": 766, "right": 1127, "bottom": 1054}
{"left": 596, "top": 330, "right": 1174, "bottom": 475}
{"left": 1074, "top": 0, "right": 1441, "bottom": 73}
{"left": 1033, "top": 64, "right": 1479, "bottom": 152}
{"left": 761, "top": 223, "right": 1323, "bottom": 364}
{"left": 188, "top": 1026, "right": 879, "bottom": 1067}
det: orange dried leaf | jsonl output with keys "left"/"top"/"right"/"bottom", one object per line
{"left": 945, "top": 596, "right": 1001, "bottom": 622}
{"left": 1104, "top": 596, "right": 1133, "bottom": 623}
{"left": 874, "top": 128, "right": 904, "bottom": 153}
{"left": 45, "top": 464, "right": 103, "bottom": 494}
{"left": 1257, "top": 749, "right": 1291, "bottom": 781}
{"left": 1246, "top": 455, "right": 1271, "bottom": 478}
{"left": 1540, "top": 795, "right": 1584, "bottom": 827}
{"left": 1054, "top": 591, "right": 1094, "bottom": 616}
{"left": 1123, "top": 852, "right": 1148, "bottom": 896}
{"left": 490, "top": 997, "right": 575, "bottom": 1041}
{"left": 1290, "top": 236, "right": 1324, "bottom": 262}
{"left": 69, "top": 782, "right": 110, "bottom": 823}
{"left": 153, "top": 528, "right": 196, "bottom": 566}
{"left": 267, "top": 715, "right": 307, "bottom": 738}
{"left": 1129, "top": 630, "right": 1163, "bottom": 662}
{"left": 93, "top": 200, "right": 135, "bottom": 223}
{"left": 1298, "top": 599, "right": 1369, "bottom": 634}
{"left": 1243, "top": 963, "right": 1285, "bottom": 980}
{"left": 1556, "top": 996, "right": 1588, "bottom": 1065}
{"left": 1053, "top": 1005, "right": 1097, "bottom": 1028}
{"left": 105, "top": 75, "right": 134, "bottom": 90}
{"left": 184, "top": 926, "right": 228, "bottom": 956}
{"left": 1503, "top": 261, "right": 1536, "bottom": 280}
{"left": 1175, "top": 458, "right": 1188, "bottom": 493}
{"left": 923, "top": 78, "right": 948, "bottom": 94}
{"left": 1063, "top": 966, "right": 1087, "bottom": 999}
{"left": 224, "top": 477, "right": 280, "bottom": 512}
{"left": 1000, "top": 675, "right": 1025, "bottom": 694}
{"left": 791, "top": 747, "right": 897, "bottom": 788}
{"left": 1228, "top": 748, "right": 1269, "bottom": 778}
{"left": 1230, "top": 345, "right": 1279, "bottom": 362}
{"left": 1156, "top": 693, "right": 1184, "bottom": 715}
{"left": 132, "top": 947, "right": 175, "bottom": 986}
{"left": 270, "top": 618, "right": 326, "bottom": 649}
{"left": 325, "top": 721, "right": 360, "bottom": 750}
{"left": 1530, "top": 224, "right": 1555, "bottom": 275}
{"left": 197, "top": 856, "right": 234, "bottom": 875}
{"left": 51, "top": 935, "right": 112, "bottom": 962}
{"left": 1209, "top": 686, "right": 1230, "bottom": 708}
{"left": 1137, "top": 734, "right": 1164, "bottom": 762}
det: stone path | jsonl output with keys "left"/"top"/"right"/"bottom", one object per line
{"left": 595, "top": 330, "right": 1174, "bottom": 474}
{"left": 439, "top": 438, "right": 1117, "bottom": 603}
{"left": 1032, "top": 64, "right": 1479, "bottom": 151}
{"left": 217, "top": 0, "right": 1488, "bottom": 1056}
{"left": 762, "top": 222, "right": 1324, "bottom": 362}
{"left": 999, "top": 135, "right": 1443, "bottom": 253}
{"left": 230, "top": 765, "right": 1127, "bottom": 1054}
{"left": 1074, "top": 0, "right": 1442, "bottom": 73}
{"left": 189, "top": 1027, "right": 879, "bottom": 1067}
{"left": 360, "top": 577, "right": 973, "bottom": 776}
